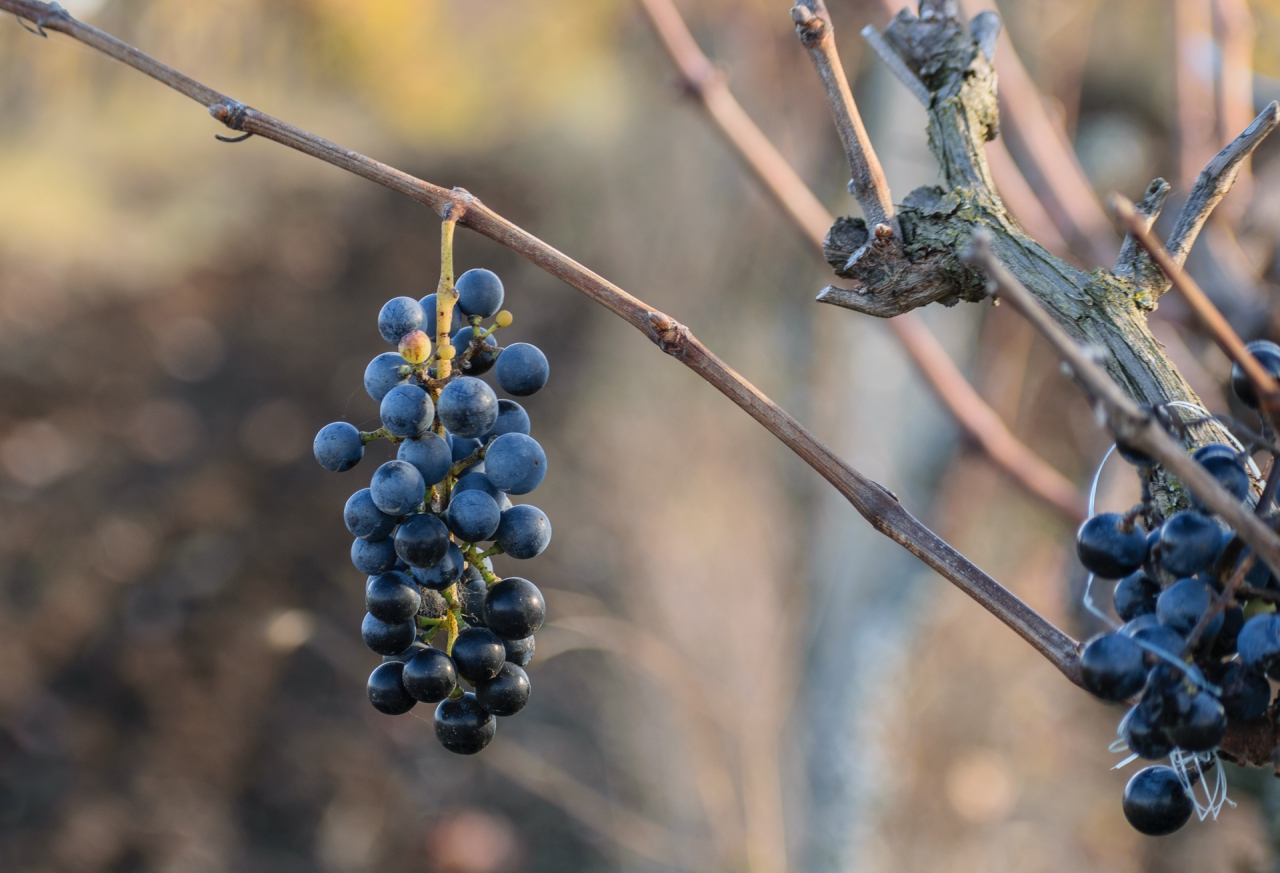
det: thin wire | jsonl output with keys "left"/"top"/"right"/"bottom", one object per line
{"left": 1083, "top": 445, "right": 1124, "bottom": 628}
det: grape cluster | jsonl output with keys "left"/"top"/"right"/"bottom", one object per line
{"left": 313, "top": 268, "right": 552, "bottom": 755}
{"left": 1076, "top": 340, "right": 1280, "bottom": 835}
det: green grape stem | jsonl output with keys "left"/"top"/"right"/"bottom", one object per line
{"left": 463, "top": 544, "right": 501, "bottom": 586}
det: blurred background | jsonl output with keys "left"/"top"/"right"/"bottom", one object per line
{"left": 2, "top": 0, "right": 1280, "bottom": 870}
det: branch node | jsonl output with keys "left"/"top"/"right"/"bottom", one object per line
{"left": 648, "top": 313, "right": 688, "bottom": 355}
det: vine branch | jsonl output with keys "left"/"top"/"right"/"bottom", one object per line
{"left": 635, "top": 0, "right": 1084, "bottom": 521}
{"left": 0, "top": 0, "right": 1084, "bottom": 683}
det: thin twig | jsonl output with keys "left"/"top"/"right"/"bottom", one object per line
{"left": 1114, "top": 178, "right": 1171, "bottom": 279}
{"left": 963, "top": 232, "right": 1280, "bottom": 579}
{"left": 859, "top": 23, "right": 930, "bottom": 105}
{"left": 1113, "top": 193, "right": 1280, "bottom": 422}
{"left": 637, "top": 0, "right": 1085, "bottom": 523}
{"left": 0, "top": 0, "right": 1086, "bottom": 682}
{"left": 790, "top": 0, "right": 897, "bottom": 236}
{"left": 1161, "top": 102, "right": 1280, "bottom": 285}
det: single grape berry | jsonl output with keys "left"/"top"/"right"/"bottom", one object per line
{"left": 1191, "top": 444, "right": 1251, "bottom": 507}
{"left": 447, "top": 489, "right": 501, "bottom": 543}
{"left": 1217, "top": 661, "right": 1271, "bottom": 720}
{"left": 361, "top": 612, "right": 418, "bottom": 656}
{"left": 484, "top": 577, "right": 546, "bottom": 639}
{"left": 434, "top": 692, "right": 496, "bottom": 755}
{"left": 1231, "top": 339, "right": 1280, "bottom": 408}
{"left": 483, "top": 399, "right": 531, "bottom": 442}
{"left": 477, "top": 663, "right": 531, "bottom": 716}
{"left": 367, "top": 661, "right": 417, "bottom": 715}
{"left": 378, "top": 296, "right": 426, "bottom": 346}
{"left": 314, "top": 422, "right": 364, "bottom": 472}
{"left": 1164, "top": 690, "right": 1226, "bottom": 752}
{"left": 456, "top": 268, "right": 506, "bottom": 318}
{"left": 366, "top": 571, "right": 422, "bottom": 623}
{"left": 380, "top": 383, "right": 434, "bottom": 439}
{"left": 503, "top": 635, "right": 535, "bottom": 666}
{"left": 393, "top": 512, "right": 451, "bottom": 569}
{"left": 398, "top": 329, "right": 431, "bottom": 364}
{"left": 1114, "top": 570, "right": 1159, "bottom": 622}
{"left": 1080, "top": 633, "right": 1147, "bottom": 701}
{"left": 1156, "top": 577, "right": 1222, "bottom": 638}
{"left": 1237, "top": 613, "right": 1280, "bottom": 672}
{"left": 451, "top": 628, "right": 507, "bottom": 682}
{"left": 452, "top": 327, "right": 500, "bottom": 375}
{"left": 397, "top": 433, "right": 452, "bottom": 486}
{"left": 458, "top": 576, "right": 488, "bottom": 627}
{"left": 369, "top": 460, "right": 426, "bottom": 516}
{"left": 344, "top": 488, "right": 396, "bottom": 540}
{"left": 1123, "top": 766, "right": 1193, "bottom": 836}
{"left": 1076, "top": 513, "right": 1147, "bottom": 579}
{"left": 1159, "top": 511, "right": 1224, "bottom": 578}
{"left": 364, "top": 352, "right": 410, "bottom": 402}
{"left": 438, "top": 377, "right": 499, "bottom": 438}
{"left": 351, "top": 536, "right": 398, "bottom": 575}
{"left": 411, "top": 544, "right": 465, "bottom": 591}
{"left": 450, "top": 434, "right": 484, "bottom": 476}
{"left": 484, "top": 433, "right": 547, "bottom": 495}
{"left": 496, "top": 505, "right": 552, "bottom": 559}
{"left": 1119, "top": 705, "right": 1173, "bottom": 760}
{"left": 403, "top": 647, "right": 458, "bottom": 703}
{"left": 494, "top": 343, "right": 549, "bottom": 396}
{"left": 454, "top": 471, "right": 504, "bottom": 501}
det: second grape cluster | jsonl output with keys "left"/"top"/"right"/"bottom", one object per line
{"left": 313, "top": 268, "right": 552, "bottom": 755}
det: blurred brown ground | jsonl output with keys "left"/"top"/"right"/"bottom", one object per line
{"left": 1, "top": 1, "right": 1280, "bottom": 871}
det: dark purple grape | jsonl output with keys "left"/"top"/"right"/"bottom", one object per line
{"left": 495, "top": 505, "right": 551, "bottom": 559}
{"left": 456, "top": 269, "right": 505, "bottom": 318}
{"left": 1114, "top": 570, "right": 1158, "bottom": 622}
{"left": 438, "top": 377, "right": 498, "bottom": 439}
{"left": 403, "top": 648, "right": 458, "bottom": 703}
{"left": 483, "top": 577, "right": 546, "bottom": 639}
{"left": 476, "top": 663, "right": 530, "bottom": 716}
{"left": 361, "top": 612, "right": 418, "bottom": 656}
{"left": 434, "top": 692, "right": 496, "bottom": 755}
{"left": 1123, "top": 766, "right": 1192, "bottom": 836}
{"left": 494, "top": 343, "right": 549, "bottom": 396}
{"left": 1080, "top": 633, "right": 1146, "bottom": 701}
{"left": 1077, "top": 513, "right": 1147, "bottom": 579}
{"left": 1231, "top": 339, "right": 1280, "bottom": 408}
{"left": 451, "top": 628, "right": 506, "bottom": 682}
{"left": 393, "top": 512, "right": 451, "bottom": 568}
{"left": 484, "top": 433, "right": 546, "bottom": 495}
{"left": 345, "top": 488, "right": 396, "bottom": 540}
{"left": 314, "top": 422, "right": 364, "bottom": 472}
{"left": 378, "top": 296, "right": 425, "bottom": 346}
{"left": 1159, "top": 511, "right": 1224, "bottom": 578}
{"left": 367, "top": 661, "right": 417, "bottom": 715}
{"left": 366, "top": 571, "right": 421, "bottom": 623}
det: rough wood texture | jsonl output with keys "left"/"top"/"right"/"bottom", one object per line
{"left": 821, "top": 4, "right": 1261, "bottom": 515}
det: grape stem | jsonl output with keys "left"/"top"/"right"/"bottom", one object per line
{"left": 441, "top": 585, "right": 462, "bottom": 654}
{"left": 463, "top": 544, "right": 501, "bottom": 586}
{"left": 448, "top": 443, "right": 489, "bottom": 478}
{"left": 435, "top": 212, "right": 461, "bottom": 381}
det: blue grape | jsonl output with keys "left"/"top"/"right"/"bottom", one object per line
{"left": 482, "top": 399, "right": 531, "bottom": 442}
{"left": 378, "top": 296, "right": 425, "bottom": 345}
{"left": 314, "top": 422, "right": 364, "bottom": 472}
{"left": 452, "top": 326, "right": 499, "bottom": 375}
{"left": 397, "top": 433, "right": 452, "bottom": 486}
{"left": 363, "top": 352, "right": 409, "bottom": 402}
{"left": 446, "top": 489, "right": 501, "bottom": 542}
{"left": 361, "top": 611, "right": 418, "bottom": 655}
{"left": 351, "top": 536, "right": 398, "bottom": 575}
{"left": 411, "top": 544, "right": 466, "bottom": 591}
{"left": 476, "top": 663, "right": 530, "bottom": 716}
{"left": 344, "top": 488, "right": 396, "bottom": 540}
{"left": 367, "top": 662, "right": 416, "bottom": 715}
{"left": 403, "top": 648, "right": 458, "bottom": 703}
{"left": 420, "top": 293, "right": 463, "bottom": 338}
{"left": 484, "top": 433, "right": 546, "bottom": 495}
{"left": 1156, "top": 577, "right": 1221, "bottom": 637}
{"left": 438, "top": 377, "right": 498, "bottom": 438}
{"left": 456, "top": 268, "right": 505, "bottom": 317}
{"left": 1159, "top": 511, "right": 1224, "bottom": 577}
{"left": 434, "top": 692, "right": 496, "bottom": 754}
{"left": 366, "top": 571, "right": 421, "bottom": 623}
{"left": 369, "top": 460, "right": 425, "bottom": 515}
{"left": 455, "top": 471, "right": 503, "bottom": 501}
{"left": 380, "top": 383, "right": 434, "bottom": 439}
{"left": 503, "top": 635, "right": 535, "bottom": 667}
{"left": 1232, "top": 339, "right": 1280, "bottom": 408}
{"left": 495, "top": 343, "right": 549, "bottom": 396}
{"left": 394, "top": 512, "right": 451, "bottom": 568}
{"left": 450, "top": 435, "right": 484, "bottom": 475}
{"left": 495, "top": 504, "right": 551, "bottom": 559}
{"left": 483, "top": 577, "right": 545, "bottom": 639}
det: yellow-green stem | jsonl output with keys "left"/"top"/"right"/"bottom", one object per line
{"left": 435, "top": 214, "right": 459, "bottom": 380}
